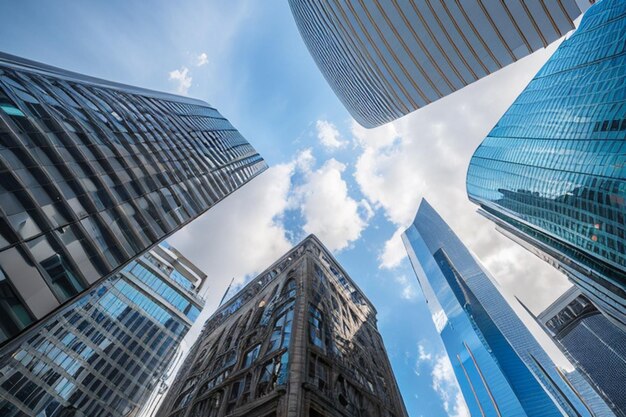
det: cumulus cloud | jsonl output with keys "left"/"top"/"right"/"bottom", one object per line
{"left": 169, "top": 164, "right": 293, "bottom": 312}
{"left": 169, "top": 66, "right": 192, "bottom": 95}
{"left": 292, "top": 153, "right": 370, "bottom": 252}
{"left": 196, "top": 52, "right": 209, "bottom": 67}
{"left": 431, "top": 355, "right": 470, "bottom": 417}
{"left": 352, "top": 44, "right": 572, "bottom": 312}
{"left": 417, "top": 343, "right": 432, "bottom": 362}
{"left": 316, "top": 120, "right": 347, "bottom": 150}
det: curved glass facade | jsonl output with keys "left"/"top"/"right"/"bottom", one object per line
{"left": 402, "top": 199, "right": 614, "bottom": 417}
{"left": 0, "top": 53, "right": 266, "bottom": 344}
{"left": 288, "top": 0, "right": 585, "bottom": 127}
{"left": 467, "top": 0, "right": 626, "bottom": 329}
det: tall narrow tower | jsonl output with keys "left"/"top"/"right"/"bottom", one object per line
{"left": 402, "top": 199, "right": 614, "bottom": 417}
{"left": 157, "top": 235, "right": 408, "bottom": 417}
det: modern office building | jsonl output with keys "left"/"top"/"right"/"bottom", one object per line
{"left": 0, "top": 242, "right": 206, "bottom": 417}
{"left": 156, "top": 235, "right": 408, "bottom": 417}
{"left": 536, "top": 287, "right": 626, "bottom": 417}
{"left": 288, "top": 0, "right": 591, "bottom": 128}
{"left": 466, "top": 0, "right": 626, "bottom": 330}
{"left": 0, "top": 52, "right": 266, "bottom": 345}
{"left": 402, "top": 199, "right": 614, "bottom": 417}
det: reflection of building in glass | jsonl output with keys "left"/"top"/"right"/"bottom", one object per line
{"left": 287, "top": 0, "right": 590, "bottom": 128}
{"left": 536, "top": 287, "right": 626, "bottom": 417}
{"left": 402, "top": 199, "right": 614, "bottom": 417}
{"left": 157, "top": 235, "right": 408, "bottom": 417}
{"left": 466, "top": 0, "right": 626, "bottom": 330}
{"left": 0, "top": 243, "right": 206, "bottom": 417}
{"left": 0, "top": 52, "right": 266, "bottom": 345}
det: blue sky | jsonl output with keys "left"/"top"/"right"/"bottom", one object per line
{"left": 0, "top": 2, "right": 577, "bottom": 416}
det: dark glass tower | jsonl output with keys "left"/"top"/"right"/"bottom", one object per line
{"left": 402, "top": 199, "right": 614, "bottom": 417}
{"left": 288, "top": 0, "right": 589, "bottom": 128}
{"left": 0, "top": 243, "right": 207, "bottom": 417}
{"left": 0, "top": 52, "right": 266, "bottom": 344}
{"left": 156, "top": 235, "right": 408, "bottom": 417}
{"left": 466, "top": 0, "right": 626, "bottom": 330}
{"left": 537, "top": 287, "right": 626, "bottom": 417}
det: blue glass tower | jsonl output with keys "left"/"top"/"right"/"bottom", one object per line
{"left": 0, "top": 243, "right": 206, "bottom": 417}
{"left": 466, "top": 0, "right": 626, "bottom": 330}
{"left": 402, "top": 199, "right": 614, "bottom": 417}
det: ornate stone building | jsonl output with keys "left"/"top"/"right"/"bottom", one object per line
{"left": 157, "top": 235, "right": 408, "bottom": 417}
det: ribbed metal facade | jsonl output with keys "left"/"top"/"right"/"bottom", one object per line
{"left": 402, "top": 199, "right": 614, "bottom": 417}
{"left": 156, "top": 235, "right": 408, "bottom": 417}
{"left": 0, "top": 243, "right": 206, "bottom": 417}
{"left": 0, "top": 53, "right": 266, "bottom": 345}
{"left": 538, "top": 287, "right": 626, "bottom": 417}
{"left": 288, "top": 0, "right": 587, "bottom": 128}
{"left": 466, "top": 0, "right": 626, "bottom": 330}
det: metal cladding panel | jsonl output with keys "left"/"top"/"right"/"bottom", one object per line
{"left": 467, "top": 0, "right": 626, "bottom": 329}
{"left": 0, "top": 53, "right": 266, "bottom": 344}
{"left": 288, "top": 0, "right": 585, "bottom": 127}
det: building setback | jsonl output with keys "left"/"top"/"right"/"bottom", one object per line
{"left": 402, "top": 199, "right": 614, "bottom": 417}
{"left": 466, "top": 0, "right": 626, "bottom": 330}
{"left": 0, "top": 52, "right": 266, "bottom": 345}
{"left": 287, "top": 0, "right": 590, "bottom": 128}
{"left": 0, "top": 243, "right": 206, "bottom": 417}
{"left": 157, "top": 235, "right": 408, "bottom": 417}
{"left": 536, "top": 287, "right": 626, "bottom": 417}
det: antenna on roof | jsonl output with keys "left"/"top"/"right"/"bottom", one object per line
{"left": 219, "top": 277, "right": 235, "bottom": 307}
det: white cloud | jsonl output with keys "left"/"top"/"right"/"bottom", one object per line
{"left": 394, "top": 274, "right": 418, "bottom": 301}
{"left": 293, "top": 154, "right": 370, "bottom": 252}
{"left": 316, "top": 120, "right": 347, "bottom": 150}
{"left": 351, "top": 44, "right": 572, "bottom": 312}
{"left": 431, "top": 354, "right": 470, "bottom": 417}
{"left": 168, "top": 164, "right": 293, "bottom": 313}
{"left": 417, "top": 343, "right": 432, "bottom": 363}
{"left": 169, "top": 66, "right": 192, "bottom": 95}
{"left": 196, "top": 52, "right": 209, "bottom": 67}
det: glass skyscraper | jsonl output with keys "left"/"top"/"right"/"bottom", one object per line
{"left": 0, "top": 52, "right": 266, "bottom": 345}
{"left": 402, "top": 199, "right": 614, "bottom": 417}
{"left": 537, "top": 287, "right": 626, "bottom": 417}
{"left": 466, "top": 0, "right": 626, "bottom": 330}
{"left": 156, "top": 235, "right": 408, "bottom": 417}
{"left": 0, "top": 242, "right": 206, "bottom": 417}
{"left": 288, "top": 0, "right": 589, "bottom": 128}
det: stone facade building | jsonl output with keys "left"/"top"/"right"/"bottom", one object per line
{"left": 157, "top": 235, "right": 408, "bottom": 417}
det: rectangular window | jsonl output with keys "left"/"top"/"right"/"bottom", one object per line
{"left": 0, "top": 268, "right": 34, "bottom": 343}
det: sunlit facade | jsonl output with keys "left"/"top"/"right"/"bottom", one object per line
{"left": 538, "top": 287, "right": 626, "bottom": 417}
{"left": 0, "top": 52, "right": 266, "bottom": 345}
{"left": 157, "top": 235, "right": 408, "bottom": 417}
{"left": 402, "top": 199, "right": 614, "bottom": 417}
{"left": 288, "top": 0, "right": 589, "bottom": 128}
{"left": 467, "top": 0, "right": 626, "bottom": 330}
{"left": 0, "top": 243, "right": 206, "bottom": 417}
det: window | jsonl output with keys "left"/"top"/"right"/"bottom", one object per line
{"left": 256, "top": 353, "right": 288, "bottom": 397}
{"left": 308, "top": 354, "right": 329, "bottom": 392}
{"left": 0, "top": 267, "right": 34, "bottom": 343}
{"left": 266, "top": 303, "right": 294, "bottom": 352}
{"left": 308, "top": 305, "right": 325, "bottom": 350}
{"left": 40, "top": 253, "right": 85, "bottom": 302}
{"left": 243, "top": 344, "right": 260, "bottom": 368}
